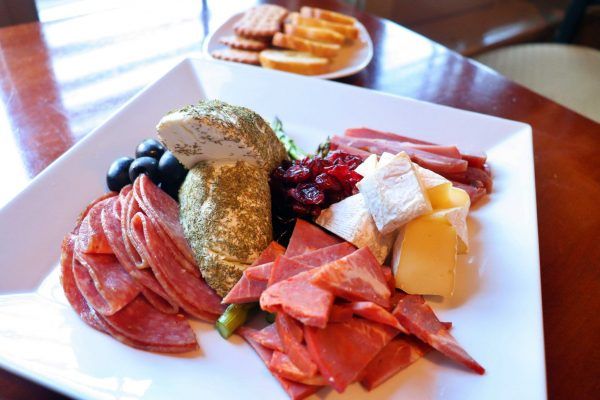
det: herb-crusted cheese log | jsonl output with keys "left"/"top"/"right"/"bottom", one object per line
{"left": 179, "top": 160, "right": 272, "bottom": 297}
{"left": 157, "top": 100, "right": 287, "bottom": 173}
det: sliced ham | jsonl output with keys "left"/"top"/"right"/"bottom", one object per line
{"left": 329, "top": 304, "right": 354, "bottom": 322}
{"left": 452, "top": 181, "right": 487, "bottom": 204}
{"left": 311, "top": 247, "right": 391, "bottom": 308}
{"left": 345, "top": 302, "right": 407, "bottom": 333}
{"left": 222, "top": 242, "right": 285, "bottom": 304}
{"left": 269, "top": 257, "right": 313, "bottom": 286}
{"left": 276, "top": 313, "right": 317, "bottom": 377}
{"left": 260, "top": 269, "right": 333, "bottom": 328}
{"left": 381, "top": 266, "right": 396, "bottom": 292}
{"left": 331, "top": 136, "right": 468, "bottom": 174}
{"left": 101, "top": 197, "right": 179, "bottom": 314}
{"left": 60, "top": 234, "right": 106, "bottom": 332}
{"left": 269, "top": 352, "right": 327, "bottom": 385}
{"left": 238, "top": 328, "right": 321, "bottom": 400}
{"left": 76, "top": 198, "right": 114, "bottom": 254}
{"left": 244, "top": 261, "right": 274, "bottom": 281}
{"left": 100, "top": 296, "right": 197, "bottom": 353}
{"left": 392, "top": 293, "right": 484, "bottom": 374}
{"left": 237, "top": 324, "right": 284, "bottom": 352}
{"left": 329, "top": 142, "right": 371, "bottom": 160}
{"left": 304, "top": 318, "right": 398, "bottom": 392}
{"left": 130, "top": 212, "right": 225, "bottom": 321}
{"left": 285, "top": 219, "right": 343, "bottom": 257}
{"left": 360, "top": 336, "right": 429, "bottom": 391}
{"left": 444, "top": 166, "right": 493, "bottom": 193}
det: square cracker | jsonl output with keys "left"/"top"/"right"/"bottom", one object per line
{"left": 234, "top": 4, "right": 289, "bottom": 39}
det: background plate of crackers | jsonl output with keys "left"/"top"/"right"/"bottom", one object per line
{"left": 206, "top": 9, "right": 373, "bottom": 80}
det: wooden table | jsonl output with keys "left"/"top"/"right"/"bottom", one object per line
{"left": 0, "top": 0, "right": 598, "bottom": 399}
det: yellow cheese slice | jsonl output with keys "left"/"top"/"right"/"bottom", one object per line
{"left": 392, "top": 212, "right": 458, "bottom": 297}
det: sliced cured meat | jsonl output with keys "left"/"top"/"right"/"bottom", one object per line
{"left": 328, "top": 142, "right": 371, "bottom": 160}
{"left": 76, "top": 198, "right": 113, "bottom": 254}
{"left": 360, "top": 335, "right": 429, "bottom": 391}
{"left": 381, "top": 266, "right": 396, "bottom": 292}
{"left": 345, "top": 302, "right": 407, "bottom": 333}
{"left": 304, "top": 318, "right": 398, "bottom": 392}
{"left": 237, "top": 324, "right": 284, "bottom": 352}
{"left": 311, "top": 247, "right": 391, "bottom": 308}
{"left": 100, "top": 198, "right": 179, "bottom": 314}
{"left": 60, "top": 234, "right": 106, "bottom": 332}
{"left": 247, "top": 242, "right": 356, "bottom": 282}
{"left": 261, "top": 269, "right": 333, "bottom": 328}
{"left": 276, "top": 313, "right": 317, "bottom": 377}
{"left": 221, "top": 242, "right": 285, "bottom": 304}
{"left": 130, "top": 213, "right": 225, "bottom": 321}
{"left": 392, "top": 293, "right": 484, "bottom": 374}
{"left": 331, "top": 136, "right": 468, "bottom": 174}
{"left": 100, "top": 296, "right": 197, "bottom": 353}
{"left": 72, "top": 192, "right": 117, "bottom": 236}
{"left": 285, "top": 219, "right": 343, "bottom": 257}
{"left": 120, "top": 189, "right": 147, "bottom": 269}
{"left": 404, "top": 143, "right": 461, "bottom": 159}
{"left": 443, "top": 166, "right": 493, "bottom": 193}
{"left": 345, "top": 127, "right": 433, "bottom": 145}
{"left": 73, "top": 250, "right": 140, "bottom": 316}
{"left": 135, "top": 175, "right": 197, "bottom": 268}
{"left": 238, "top": 329, "right": 321, "bottom": 400}
{"left": 269, "top": 352, "right": 327, "bottom": 385}
{"left": 269, "top": 257, "right": 313, "bottom": 286}
{"left": 329, "top": 304, "right": 354, "bottom": 322}
{"left": 461, "top": 151, "right": 487, "bottom": 169}
{"left": 451, "top": 181, "right": 487, "bottom": 204}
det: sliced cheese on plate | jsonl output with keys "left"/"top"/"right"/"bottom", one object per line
{"left": 354, "top": 154, "right": 378, "bottom": 178}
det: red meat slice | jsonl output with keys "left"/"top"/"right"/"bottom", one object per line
{"left": 329, "top": 304, "right": 354, "bottom": 322}
{"left": 360, "top": 336, "right": 429, "bottom": 391}
{"left": 238, "top": 324, "right": 284, "bottom": 352}
{"left": 381, "top": 266, "right": 396, "bottom": 292}
{"left": 304, "top": 318, "right": 398, "bottom": 392}
{"left": 100, "top": 296, "right": 197, "bottom": 353}
{"left": 60, "top": 234, "right": 106, "bottom": 332}
{"left": 451, "top": 181, "right": 487, "bottom": 204}
{"left": 244, "top": 261, "right": 274, "bottom": 281}
{"left": 311, "top": 247, "right": 391, "bottom": 308}
{"left": 444, "top": 166, "right": 493, "bottom": 193}
{"left": 345, "top": 302, "right": 407, "bottom": 333}
{"left": 130, "top": 213, "right": 225, "bottom": 321}
{"left": 221, "top": 242, "right": 285, "bottom": 304}
{"left": 269, "top": 257, "right": 313, "bottom": 286}
{"left": 261, "top": 269, "right": 333, "bottom": 328}
{"left": 269, "top": 352, "right": 327, "bottom": 386}
{"left": 101, "top": 197, "right": 179, "bottom": 314}
{"left": 73, "top": 249, "right": 140, "bottom": 316}
{"left": 329, "top": 142, "right": 371, "bottom": 159}
{"left": 77, "top": 198, "right": 114, "bottom": 254}
{"left": 120, "top": 189, "right": 147, "bottom": 269}
{"left": 285, "top": 219, "right": 343, "bottom": 257}
{"left": 392, "top": 294, "right": 484, "bottom": 374}
{"left": 276, "top": 313, "right": 317, "bottom": 377}
{"left": 135, "top": 175, "right": 197, "bottom": 271}
{"left": 238, "top": 328, "right": 322, "bottom": 400}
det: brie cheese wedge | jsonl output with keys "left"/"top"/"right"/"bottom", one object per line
{"left": 316, "top": 194, "right": 394, "bottom": 264}
{"left": 357, "top": 152, "right": 432, "bottom": 235}
{"left": 354, "top": 154, "right": 379, "bottom": 178}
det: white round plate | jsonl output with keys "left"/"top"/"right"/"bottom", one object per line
{"left": 205, "top": 12, "right": 374, "bottom": 80}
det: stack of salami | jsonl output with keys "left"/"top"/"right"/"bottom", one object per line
{"left": 330, "top": 128, "right": 493, "bottom": 204}
{"left": 226, "top": 220, "right": 484, "bottom": 400}
{"left": 60, "top": 175, "right": 225, "bottom": 352}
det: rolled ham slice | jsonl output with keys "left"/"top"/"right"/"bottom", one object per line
{"left": 392, "top": 293, "right": 485, "bottom": 374}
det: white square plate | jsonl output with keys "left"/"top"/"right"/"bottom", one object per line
{"left": 205, "top": 12, "right": 373, "bottom": 79}
{"left": 0, "top": 58, "right": 545, "bottom": 400}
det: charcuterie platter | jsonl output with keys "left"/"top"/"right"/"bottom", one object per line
{"left": 0, "top": 58, "right": 546, "bottom": 399}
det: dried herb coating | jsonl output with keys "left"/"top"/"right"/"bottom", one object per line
{"left": 179, "top": 161, "right": 272, "bottom": 297}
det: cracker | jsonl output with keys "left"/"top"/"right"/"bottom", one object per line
{"left": 211, "top": 49, "right": 260, "bottom": 65}
{"left": 219, "top": 35, "right": 269, "bottom": 51}
{"left": 234, "top": 4, "right": 289, "bottom": 39}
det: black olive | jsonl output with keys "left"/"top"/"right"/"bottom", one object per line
{"left": 135, "top": 139, "right": 165, "bottom": 160}
{"left": 129, "top": 156, "right": 159, "bottom": 183}
{"left": 159, "top": 181, "right": 179, "bottom": 201}
{"left": 106, "top": 157, "right": 134, "bottom": 192}
{"left": 158, "top": 151, "right": 188, "bottom": 188}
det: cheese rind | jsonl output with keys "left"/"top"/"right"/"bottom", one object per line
{"left": 354, "top": 154, "right": 379, "bottom": 178}
{"left": 392, "top": 213, "right": 457, "bottom": 297}
{"left": 316, "top": 194, "right": 393, "bottom": 264}
{"left": 357, "top": 152, "right": 432, "bottom": 235}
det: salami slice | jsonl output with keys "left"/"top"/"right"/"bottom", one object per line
{"left": 135, "top": 175, "right": 197, "bottom": 270}
{"left": 237, "top": 324, "right": 284, "bottom": 352}
{"left": 304, "top": 318, "right": 398, "bottom": 393}
{"left": 130, "top": 212, "right": 225, "bottom": 321}
{"left": 260, "top": 269, "right": 333, "bottom": 328}
{"left": 120, "top": 190, "right": 147, "bottom": 269}
{"left": 392, "top": 293, "right": 485, "bottom": 374}
{"left": 238, "top": 328, "right": 321, "bottom": 400}
{"left": 73, "top": 249, "right": 140, "bottom": 316}
{"left": 276, "top": 313, "right": 317, "bottom": 377}
{"left": 100, "top": 296, "right": 198, "bottom": 353}
{"left": 360, "top": 336, "right": 429, "bottom": 391}
{"left": 101, "top": 198, "right": 179, "bottom": 314}
{"left": 60, "top": 234, "right": 106, "bottom": 332}
{"left": 76, "top": 198, "right": 113, "bottom": 254}
{"left": 311, "top": 247, "right": 391, "bottom": 308}
{"left": 285, "top": 219, "right": 343, "bottom": 257}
